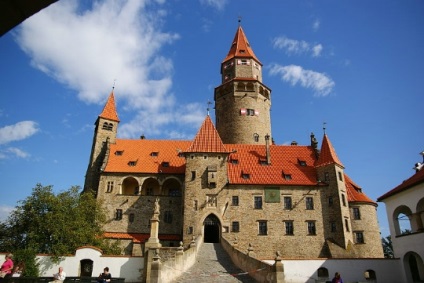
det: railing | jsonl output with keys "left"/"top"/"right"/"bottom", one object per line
{"left": 1, "top": 277, "right": 125, "bottom": 283}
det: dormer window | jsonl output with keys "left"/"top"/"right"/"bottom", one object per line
{"left": 298, "top": 159, "right": 307, "bottom": 166}
{"left": 128, "top": 161, "right": 137, "bottom": 166}
{"left": 283, "top": 174, "right": 292, "bottom": 180}
{"left": 162, "top": 162, "right": 169, "bottom": 167}
{"left": 115, "top": 151, "right": 123, "bottom": 156}
{"left": 231, "top": 159, "right": 239, "bottom": 164}
{"left": 150, "top": 152, "right": 159, "bottom": 157}
{"left": 242, "top": 173, "right": 250, "bottom": 179}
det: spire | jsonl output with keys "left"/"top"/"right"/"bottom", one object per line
{"left": 99, "top": 91, "right": 120, "bottom": 122}
{"left": 315, "top": 134, "right": 344, "bottom": 168}
{"left": 222, "top": 25, "right": 261, "bottom": 64}
{"left": 186, "top": 116, "right": 227, "bottom": 153}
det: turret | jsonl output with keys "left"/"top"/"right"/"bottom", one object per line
{"left": 84, "top": 91, "right": 119, "bottom": 193}
{"left": 214, "top": 24, "right": 272, "bottom": 144}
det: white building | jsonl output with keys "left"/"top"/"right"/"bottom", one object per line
{"left": 378, "top": 153, "right": 424, "bottom": 282}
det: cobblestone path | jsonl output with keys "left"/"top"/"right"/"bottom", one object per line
{"left": 172, "top": 242, "right": 257, "bottom": 283}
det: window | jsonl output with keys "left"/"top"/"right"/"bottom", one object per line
{"left": 328, "top": 196, "right": 333, "bottom": 207}
{"left": 345, "top": 219, "right": 350, "bottom": 232}
{"left": 207, "top": 195, "right": 217, "bottom": 207}
{"left": 150, "top": 152, "right": 158, "bottom": 157}
{"left": 128, "top": 161, "right": 137, "bottom": 166}
{"left": 338, "top": 171, "right": 343, "bottom": 181}
{"left": 258, "top": 221, "right": 267, "bottom": 235}
{"left": 330, "top": 221, "right": 336, "bottom": 232}
{"left": 115, "top": 209, "right": 123, "bottom": 220}
{"left": 169, "top": 188, "right": 181, "bottom": 197}
{"left": 306, "top": 197, "right": 314, "bottom": 210}
{"left": 254, "top": 196, "right": 263, "bottom": 209}
{"left": 353, "top": 207, "right": 361, "bottom": 220}
{"left": 102, "top": 122, "right": 113, "bottom": 131}
{"left": 194, "top": 200, "right": 198, "bottom": 211}
{"left": 317, "top": 267, "right": 329, "bottom": 278}
{"left": 129, "top": 213, "right": 134, "bottom": 223}
{"left": 146, "top": 187, "right": 153, "bottom": 196}
{"left": 232, "top": 196, "right": 239, "bottom": 206}
{"left": 162, "top": 162, "right": 169, "bottom": 167}
{"left": 355, "top": 231, "right": 364, "bottom": 243}
{"left": 115, "top": 151, "right": 123, "bottom": 156}
{"left": 298, "top": 159, "right": 307, "bottom": 166}
{"left": 324, "top": 172, "right": 330, "bottom": 181}
{"left": 232, "top": 221, "right": 240, "bottom": 232}
{"left": 242, "top": 173, "right": 250, "bottom": 179}
{"left": 247, "top": 109, "right": 255, "bottom": 116}
{"left": 253, "top": 133, "right": 259, "bottom": 142}
{"left": 191, "top": 171, "right": 196, "bottom": 180}
{"left": 106, "top": 181, "right": 114, "bottom": 193}
{"left": 188, "top": 227, "right": 193, "bottom": 234}
{"left": 231, "top": 159, "right": 239, "bottom": 164}
{"left": 284, "top": 221, "right": 294, "bottom": 235}
{"left": 341, "top": 194, "right": 347, "bottom": 207}
{"left": 164, "top": 211, "right": 173, "bottom": 223}
{"left": 283, "top": 174, "right": 292, "bottom": 180}
{"left": 307, "top": 221, "right": 316, "bottom": 235}
{"left": 133, "top": 186, "right": 139, "bottom": 195}
{"left": 284, "top": 197, "right": 292, "bottom": 210}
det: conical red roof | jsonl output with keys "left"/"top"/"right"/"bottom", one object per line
{"left": 222, "top": 25, "right": 261, "bottom": 64}
{"left": 99, "top": 91, "right": 120, "bottom": 122}
{"left": 315, "top": 134, "right": 344, "bottom": 168}
{"left": 186, "top": 116, "right": 227, "bottom": 153}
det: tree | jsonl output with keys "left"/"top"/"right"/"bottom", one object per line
{"left": 1, "top": 184, "right": 120, "bottom": 263}
{"left": 382, "top": 235, "right": 394, "bottom": 258}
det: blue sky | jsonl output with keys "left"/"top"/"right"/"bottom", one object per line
{"left": 0, "top": 0, "right": 423, "bottom": 237}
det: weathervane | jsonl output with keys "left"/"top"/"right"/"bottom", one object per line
{"left": 323, "top": 122, "right": 327, "bottom": 134}
{"left": 238, "top": 16, "right": 242, "bottom": 25}
{"left": 112, "top": 79, "right": 117, "bottom": 90}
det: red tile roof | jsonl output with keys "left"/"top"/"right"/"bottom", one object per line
{"left": 222, "top": 25, "right": 261, "bottom": 64}
{"left": 104, "top": 139, "right": 191, "bottom": 174}
{"left": 315, "top": 134, "right": 344, "bottom": 168}
{"left": 185, "top": 116, "right": 228, "bottom": 153}
{"left": 99, "top": 91, "right": 120, "bottom": 122}
{"left": 103, "top": 232, "right": 181, "bottom": 243}
{"left": 227, "top": 144, "right": 318, "bottom": 185}
{"left": 345, "top": 174, "right": 376, "bottom": 205}
{"left": 377, "top": 168, "right": 424, "bottom": 201}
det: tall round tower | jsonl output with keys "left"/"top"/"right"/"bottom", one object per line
{"left": 214, "top": 24, "right": 272, "bottom": 145}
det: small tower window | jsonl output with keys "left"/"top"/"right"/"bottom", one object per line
{"left": 102, "top": 122, "right": 113, "bottom": 131}
{"left": 129, "top": 213, "right": 135, "bottom": 223}
{"left": 115, "top": 209, "right": 123, "bottom": 220}
{"left": 338, "top": 171, "right": 343, "bottom": 181}
{"left": 253, "top": 133, "right": 259, "bottom": 142}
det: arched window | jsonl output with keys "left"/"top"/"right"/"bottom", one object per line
{"left": 364, "top": 269, "right": 377, "bottom": 280}
{"left": 317, "top": 267, "right": 329, "bottom": 278}
{"left": 253, "top": 133, "right": 259, "bottom": 142}
{"left": 102, "top": 122, "right": 113, "bottom": 131}
{"left": 393, "top": 205, "right": 413, "bottom": 235}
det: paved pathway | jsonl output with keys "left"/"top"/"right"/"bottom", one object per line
{"left": 172, "top": 243, "right": 257, "bottom": 283}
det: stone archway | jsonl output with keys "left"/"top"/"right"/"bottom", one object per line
{"left": 404, "top": 251, "right": 424, "bottom": 282}
{"left": 203, "top": 214, "right": 221, "bottom": 243}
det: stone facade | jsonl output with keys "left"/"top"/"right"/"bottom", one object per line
{"left": 83, "top": 25, "right": 384, "bottom": 260}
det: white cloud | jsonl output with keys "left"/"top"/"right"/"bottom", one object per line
{"left": 16, "top": 0, "right": 204, "bottom": 139}
{"left": 6, "top": 147, "right": 30, "bottom": 158}
{"left": 269, "top": 64, "right": 335, "bottom": 96}
{"left": 313, "top": 19, "right": 320, "bottom": 31}
{"left": 0, "top": 205, "right": 13, "bottom": 222}
{"left": 273, "top": 36, "right": 323, "bottom": 57}
{"left": 200, "top": 0, "right": 228, "bottom": 10}
{"left": 0, "top": 121, "right": 39, "bottom": 145}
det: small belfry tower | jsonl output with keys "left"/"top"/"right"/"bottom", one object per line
{"left": 214, "top": 23, "right": 272, "bottom": 144}
{"left": 84, "top": 91, "right": 120, "bottom": 193}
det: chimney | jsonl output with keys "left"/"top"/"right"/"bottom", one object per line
{"left": 140, "top": 135, "right": 145, "bottom": 139}
{"left": 265, "top": 134, "right": 271, "bottom": 165}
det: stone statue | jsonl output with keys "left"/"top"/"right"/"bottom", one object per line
{"left": 154, "top": 197, "right": 160, "bottom": 215}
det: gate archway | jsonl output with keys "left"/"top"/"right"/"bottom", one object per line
{"left": 203, "top": 214, "right": 221, "bottom": 243}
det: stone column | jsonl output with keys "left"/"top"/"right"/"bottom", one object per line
{"left": 273, "top": 251, "right": 284, "bottom": 283}
{"left": 144, "top": 198, "right": 162, "bottom": 283}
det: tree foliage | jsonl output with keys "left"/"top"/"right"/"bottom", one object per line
{"left": 1, "top": 184, "right": 120, "bottom": 263}
{"left": 382, "top": 235, "right": 394, "bottom": 258}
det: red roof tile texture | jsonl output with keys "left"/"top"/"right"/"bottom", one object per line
{"left": 222, "top": 26, "right": 261, "bottom": 64}
{"left": 378, "top": 168, "right": 424, "bottom": 201}
{"left": 345, "top": 174, "right": 376, "bottom": 204}
{"left": 315, "top": 134, "right": 344, "bottom": 168}
{"left": 103, "top": 139, "right": 191, "bottom": 174}
{"left": 99, "top": 92, "right": 120, "bottom": 122}
{"left": 186, "top": 116, "right": 228, "bottom": 153}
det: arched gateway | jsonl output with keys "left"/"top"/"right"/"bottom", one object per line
{"left": 203, "top": 214, "right": 221, "bottom": 243}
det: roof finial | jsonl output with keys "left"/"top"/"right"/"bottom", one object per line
{"left": 112, "top": 79, "right": 117, "bottom": 90}
{"left": 238, "top": 16, "right": 242, "bottom": 26}
{"left": 207, "top": 100, "right": 212, "bottom": 116}
{"left": 323, "top": 122, "right": 327, "bottom": 134}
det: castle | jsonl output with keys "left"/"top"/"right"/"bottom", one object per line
{"left": 84, "top": 25, "right": 384, "bottom": 260}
